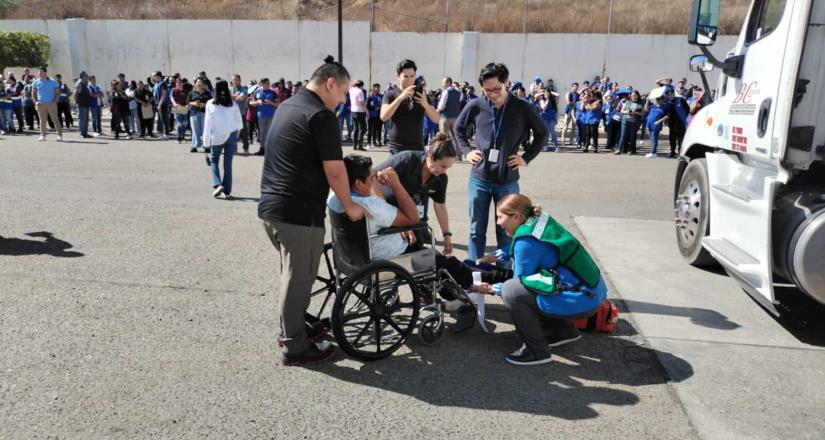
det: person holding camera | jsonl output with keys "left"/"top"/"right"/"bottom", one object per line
{"left": 380, "top": 59, "right": 440, "bottom": 155}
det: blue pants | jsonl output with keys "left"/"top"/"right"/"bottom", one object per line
{"left": 90, "top": 106, "right": 101, "bottom": 133}
{"left": 210, "top": 132, "right": 237, "bottom": 195}
{"left": 175, "top": 113, "right": 188, "bottom": 141}
{"left": 576, "top": 120, "right": 584, "bottom": 146}
{"left": 649, "top": 129, "right": 661, "bottom": 155}
{"left": 190, "top": 112, "right": 205, "bottom": 149}
{"left": 77, "top": 106, "right": 90, "bottom": 136}
{"left": 338, "top": 112, "right": 352, "bottom": 141}
{"left": 0, "top": 108, "right": 11, "bottom": 131}
{"left": 543, "top": 116, "right": 559, "bottom": 150}
{"left": 468, "top": 176, "right": 519, "bottom": 260}
{"left": 617, "top": 119, "right": 640, "bottom": 153}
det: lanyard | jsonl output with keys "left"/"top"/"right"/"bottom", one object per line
{"left": 491, "top": 101, "right": 508, "bottom": 149}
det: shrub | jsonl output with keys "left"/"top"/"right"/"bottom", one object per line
{"left": 0, "top": 31, "right": 50, "bottom": 73}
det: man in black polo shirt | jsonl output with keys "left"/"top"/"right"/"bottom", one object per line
{"left": 380, "top": 59, "right": 440, "bottom": 154}
{"left": 259, "top": 56, "right": 366, "bottom": 365}
{"left": 454, "top": 62, "right": 548, "bottom": 261}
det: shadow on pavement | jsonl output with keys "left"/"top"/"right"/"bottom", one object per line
{"left": 0, "top": 231, "right": 84, "bottom": 257}
{"left": 620, "top": 299, "right": 741, "bottom": 330}
{"left": 309, "top": 305, "right": 693, "bottom": 419}
{"left": 773, "top": 286, "right": 825, "bottom": 347}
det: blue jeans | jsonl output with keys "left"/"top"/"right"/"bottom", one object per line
{"left": 543, "top": 116, "right": 559, "bottom": 150}
{"left": 650, "top": 129, "right": 661, "bottom": 155}
{"left": 468, "top": 176, "right": 520, "bottom": 260}
{"left": 617, "top": 119, "right": 640, "bottom": 153}
{"left": 90, "top": 106, "right": 101, "bottom": 133}
{"left": 190, "top": 112, "right": 205, "bottom": 149}
{"left": 0, "top": 108, "right": 11, "bottom": 131}
{"left": 210, "top": 132, "right": 237, "bottom": 194}
{"left": 576, "top": 120, "right": 584, "bottom": 146}
{"left": 77, "top": 106, "right": 90, "bottom": 136}
{"left": 175, "top": 113, "right": 188, "bottom": 141}
{"left": 338, "top": 111, "right": 352, "bottom": 140}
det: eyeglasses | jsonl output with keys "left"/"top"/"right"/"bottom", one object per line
{"left": 482, "top": 84, "right": 505, "bottom": 96}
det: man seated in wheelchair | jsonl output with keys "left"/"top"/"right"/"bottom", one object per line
{"left": 328, "top": 154, "right": 510, "bottom": 330}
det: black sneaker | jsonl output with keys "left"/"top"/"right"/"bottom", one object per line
{"left": 505, "top": 345, "right": 552, "bottom": 366}
{"left": 281, "top": 341, "right": 336, "bottom": 366}
{"left": 545, "top": 323, "right": 581, "bottom": 347}
{"left": 452, "top": 305, "right": 477, "bottom": 334}
{"left": 277, "top": 321, "right": 329, "bottom": 347}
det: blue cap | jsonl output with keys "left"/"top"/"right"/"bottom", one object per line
{"left": 533, "top": 76, "right": 541, "bottom": 81}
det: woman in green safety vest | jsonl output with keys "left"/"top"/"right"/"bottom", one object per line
{"left": 478, "top": 194, "right": 607, "bottom": 366}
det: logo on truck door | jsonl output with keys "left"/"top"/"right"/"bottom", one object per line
{"left": 729, "top": 81, "right": 760, "bottom": 115}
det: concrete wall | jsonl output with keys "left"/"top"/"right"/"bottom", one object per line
{"left": 1, "top": 19, "right": 736, "bottom": 95}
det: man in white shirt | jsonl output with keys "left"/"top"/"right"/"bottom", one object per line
{"left": 328, "top": 155, "right": 419, "bottom": 259}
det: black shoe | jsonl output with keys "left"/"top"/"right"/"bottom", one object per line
{"left": 452, "top": 305, "right": 477, "bottom": 334}
{"left": 669, "top": 152, "right": 677, "bottom": 158}
{"left": 81, "top": 134, "right": 92, "bottom": 138}
{"left": 544, "top": 322, "right": 581, "bottom": 347}
{"left": 277, "top": 321, "right": 329, "bottom": 348}
{"left": 204, "top": 147, "right": 211, "bottom": 153}
{"left": 190, "top": 147, "right": 197, "bottom": 153}
{"left": 254, "top": 150, "right": 265, "bottom": 156}
{"left": 505, "top": 345, "right": 552, "bottom": 366}
{"left": 280, "top": 341, "right": 336, "bottom": 366}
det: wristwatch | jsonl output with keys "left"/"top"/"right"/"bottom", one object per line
{"left": 442, "top": 231, "right": 452, "bottom": 238}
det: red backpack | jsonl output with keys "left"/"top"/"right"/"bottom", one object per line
{"left": 572, "top": 299, "right": 619, "bottom": 333}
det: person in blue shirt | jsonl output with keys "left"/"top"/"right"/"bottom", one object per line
{"left": 336, "top": 90, "right": 352, "bottom": 143}
{"left": 582, "top": 89, "right": 602, "bottom": 153}
{"left": 437, "top": 76, "right": 462, "bottom": 159}
{"left": 249, "top": 77, "right": 277, "bottom": 155}
{"left": 663, "top": 88, "right": 689, "bottom": 158}
{"left": 476, "top": 193, "right": 607, "bottom": 366}
{"left": 152, "top": 71, "right": 171, "bottom": 140}
{"left": 366, "top": 83, "right": 383, "bottom": 148}
{"left": 32, "top": 67, "right": 62, "bottom": 142}
{"left": 6, "top": 78, "right": 24, "bottom": 132}
{"left": 55, "top": 74, "right": 73, "bottom": 129}
{"left": 0, "top": 84, "right": 12, "bottom": 134}
{"left": 88, "top": 76, "right": 103, "bottom": 135}
{"left": 537, "top": 89, "right": 560, "bottom": 153}
{"left": 644, "top": 95, "right": 667, "bottom": 158}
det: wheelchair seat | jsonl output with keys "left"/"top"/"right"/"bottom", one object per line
{"left": 328, "top": 209, "right": 437, "bottom": 277}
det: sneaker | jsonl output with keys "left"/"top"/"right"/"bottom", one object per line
{"left": 554, "top": 147, "right": 561, "bottom": 153}
{"left": 37, "top": 136, "right": 46, "bottom": 142}
{"left": 545, "top": 323, "right": 581, "bottom": 347}
{"left": 212, "top": 185, "right": 224, "bottom": 198}
{"left": 505, "top": 345, "right": 553, "bottom": 366}
{"left": 160, "top": 135, "right": 170, "bottom": 140}
{"left": 614, "top": 150, "right": 622, "bottom": 155}
{"left": 91, "top": 132, "right": 100, "bottom": 137}
{"left": 277, "top": 322, "right": 328, "bottom": 347}
{"left": 280, "top": 341, "right": 336, "bottom": 366}
{"left": 81, "top": 134, "right": 92, "bottom": 139}
{"left": 645, "top": 153, "right": 657, "bottom": 158}
{"left": 190, "top": 147, "right": 198, "bottom": 153}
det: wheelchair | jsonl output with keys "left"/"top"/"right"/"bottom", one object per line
{"left": 307, "top": 209, "right": 472, "bottom": 361}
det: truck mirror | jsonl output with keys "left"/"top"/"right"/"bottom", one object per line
{"left": 689, "top": 55, "right": 714, "bottom": 73}
{"left": 688, "top": 0, "right": 720, "bottom": 46}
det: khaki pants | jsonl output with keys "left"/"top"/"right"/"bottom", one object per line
{"left": 36, "top": 102, "right": 61, "bottom": 137}
{"left": 438, "top": 117, "right": 459, "bottom": 157}
{"left": 262, "top": 219, "right": 325, "bottom": 354}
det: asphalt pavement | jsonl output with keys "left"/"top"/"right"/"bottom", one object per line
{"left": 2, "top": 127, "right": 817, "bottom": 439}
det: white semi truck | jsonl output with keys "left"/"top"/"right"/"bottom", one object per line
{"left": 676, "top": 0, "right": 825, "bottom": 315}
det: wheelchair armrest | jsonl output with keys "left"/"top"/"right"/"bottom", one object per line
{"left": 377, "top": 222, "right": 429, "bottom": 236}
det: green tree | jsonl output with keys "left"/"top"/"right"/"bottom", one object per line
{"left": 0, "top": 31, "right": 50, "bottom": 73}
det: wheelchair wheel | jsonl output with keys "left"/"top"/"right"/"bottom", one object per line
{"left": 418, "top": 314, "right": 444, "bottom": 346}
{"left": 331, "top": 260, "right": 421, "bottom": 361}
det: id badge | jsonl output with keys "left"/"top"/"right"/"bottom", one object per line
{"left": 488, "top": 149, "right": 500, "bottom": 163}
{"left": 417, "top": 205, "right": 425, "bottom": 218}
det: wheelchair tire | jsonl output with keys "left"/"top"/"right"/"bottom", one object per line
{"left": 418, "top": 314, "right": 444, "bottom": 346}
{"left": 331, "top": 260, "right": 421, "bottom": 361}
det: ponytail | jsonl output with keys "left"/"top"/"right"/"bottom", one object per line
{"left": 498, "top": 194, "right": 541, "bottom": 219}
{"left": 427, "top": 132, "right": 457, "bottom": 161}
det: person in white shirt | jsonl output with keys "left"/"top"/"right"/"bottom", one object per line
{"left": 203, "top": 80, "right": 243, "bottom": 198}
{"left": 349, "top": 80, "right": 367, "bottom": 150}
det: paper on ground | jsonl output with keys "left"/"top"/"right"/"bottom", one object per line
{"left": 469, "top": 293, "right": 490, "bottom": 333}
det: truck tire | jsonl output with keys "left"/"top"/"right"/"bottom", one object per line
{"left": 675, "top": 158, "right": 717, "bottom": 267}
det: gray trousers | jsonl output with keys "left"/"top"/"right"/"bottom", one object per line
{"left": 263, "top": 219, "right": 325, "bottom": 354}
{"left": 501, "top": 279, "right": 573, "bottom": 355}
{"left": 258, "top": 116, "right": 273, "bottom": 149}
{"left": 439, "top": 117, "right": 458, "bottom": 149}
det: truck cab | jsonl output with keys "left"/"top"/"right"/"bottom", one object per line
{"left": 676, "top": 0, "right": 825, "bottom": 314}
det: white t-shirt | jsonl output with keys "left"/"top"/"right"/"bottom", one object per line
{"left": 328, "top": 193, "right": 407, "bottom": 260}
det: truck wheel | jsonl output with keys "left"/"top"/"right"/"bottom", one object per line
{"left": 675, "top": 158, "right": 717, "bottom": 267}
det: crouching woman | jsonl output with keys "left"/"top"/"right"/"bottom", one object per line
{"left": 487, "top": 194, "right": 607, "bottom": 366}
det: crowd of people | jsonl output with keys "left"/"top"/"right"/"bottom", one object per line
{"left": 2, "top": 56, "right": 704, "bottom": 367}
